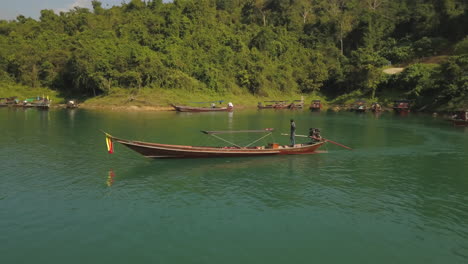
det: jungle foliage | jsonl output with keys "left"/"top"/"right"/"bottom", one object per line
{"left": 0, "top": 0, "right": 467, "bottom": 108}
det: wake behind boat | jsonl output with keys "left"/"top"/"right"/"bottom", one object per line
{"left": 104, "top": 129, "right": 325, "bottom": 159}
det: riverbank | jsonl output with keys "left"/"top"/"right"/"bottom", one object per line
{"left": 65, "top": 88, "right": 331, "bottom": 111}
{"left": 2, "top": 84, "right": 466, "bottom": 112}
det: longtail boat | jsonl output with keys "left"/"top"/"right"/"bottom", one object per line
{"left": 104, "top": 129, "right": 326, "bottom": 159}
{"left": 393, "top": 99, "right": 412, "bottom": 114}
{"left": 21, "top": 97, "right": 51, "bottom": 109}
{"left": 309, "top": 100, "right": 322, "bottom": 111}
{"left": 171, "top": 104, "right": 233, "bottom": 112}
{"left": 371, "top": 102, "right": 382, "bottom": 112}
{"left": 350, "top": 99, "right": 367, "bottom": 112}
{"left": 171, "top": 100, "right": 233, "bottom": 112}
{"left": 289, "top": 99, "right": 305, "bottom": 109}
{"left": 66, "top": 100, "right": 78, "bottom": 109}
{"left": 257, "top": 101, "right": 290, "bottom": 109}
{"left": 0, "top": 96, "right": 20, "bottom": 107}
{"left": 449, "top": 110, "right": 468, "bottom": 126}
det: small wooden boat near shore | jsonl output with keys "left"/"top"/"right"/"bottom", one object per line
{"left": 449, "top": 110, "right": 468, "bottom": 126}
{"left": 257, "top": 101, "right": 289, "bottom": 109}
{"left": 66, "top": 100, "right": 78, "bottom": 109}
{"left": 393, "top": 99, "right": 412, "bottom": 114}
{"left": 371, "top": 102, "right": 382, "bottom": 112}
{"left": 21, "top": 96, "right": 51, "bottom": 109}
{"left": 309, "top": 100, "right": 322, "bottom": 111}
{"left": 171, "top": 104, "right": 233, "bottom": 112}
{"left": 0, "top": 96, "right": 19, "bottom": 107}
{"left": 171, "top": 100, "right": 233, "bottom": 112}
{"left": 288, "top": 99, "right": 305, "bottom": 109}
{"left": 350, "top": 99, "right": 367, "bottom": 112}
{"left": 104, "top": 129, "right": 326, "bottom": 159}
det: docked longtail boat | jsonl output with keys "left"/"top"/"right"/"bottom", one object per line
{"left": 449, "top": 110, "right": 468, "bottom": 126}
{"left": 172, "top": 105, "right": 233, "bottom": 112}
{"left": 350, "top": 99, "right": 367, "bottom": 112}
{"left": 0, "top": 96, "right": 19, "bottom": 107}
{"left": 289, "top": 99, "right": 305, "bottom": 109}
{"left": 171, "top": 100, "right": 233, "bottom": 112}
{"left": 393, "top": 99, "right": 412, "bottom": 114}
{"left": 22, "top": 96, "right": 51, "bottom": 109}
{"left": 309, "top": 100, "right": 322, "bottom": 111}
{"left": 257, "top": 101, "right": 291, "bottom": 109}
{"left": 104, "top": 129, "right": 326, "bottom": 159}
{"left": 371, "top": 102, "right": 382, "bottom": 112}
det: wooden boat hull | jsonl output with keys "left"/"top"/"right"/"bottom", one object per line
{"left": 288, "top": 104, "right": 304, "bottom": 109}
{"left": 393, "top": 107, "right": 410, "bottom": 114}
{"left": 352, "top": 108, "right": 367, "bottom": 113}
{"left": 272, "top": 105, "right": 289, "bottom": 109}
{"left": 112, "top": 137, "right": 325, "bottom": 159}
{"left": 451, "top": 119, "right": 468, "bottom": 126}
{"left": 36, "top": 104, "right": 50, "bottom": 109}
{"left": 257, "top": 105, "right": 274, "bottom": 109}
{"left": 172, "top": 104, "right": 233, "bottom": 112}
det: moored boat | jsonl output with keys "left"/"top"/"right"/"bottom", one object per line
{"left": 104, "top": 129, "right": 326, "bottom": 159}
{"left": 66, "top": 100, "right": 78, "bottom": 109}
{"left": 22, "top": 96, "right": 51, "bottom": 109}
{"left": 393, "top": 99, "right": 412, "bottom": 114}
{"left": 0, "top": 96, "right": 20, "bottom": 107}
{"left": 272, "top": 101, "right": 290, "bottom": 109}
{"left": 171, "top": 100, "right": 233, "bottom": 112}
{"left": 449, "top": 110, "right": 468, "bottom": 126}
{"left": 172, "top": 104, "right": 233, "bottom": 112}
{"left": 288, "top": 98, "right": 305, "bottom": 109}
{"left": 309, "top": 100, "right": 322, "bottom": 111}
{"left": 371, "top": 102, "right": 382, "bottom": 112}
{"left": 351, "top": 99, "right": 367, "bottom": 112}
{"left": 257, "top": 101, "right": 288, "bottom": 109}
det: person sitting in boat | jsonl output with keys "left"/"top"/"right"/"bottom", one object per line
{"left": 309, "top": 128, "right": 322, "bottom": 142}
{"left": 228, "top": 102, "right": 234, "bottom": 108}
{"left": 211, "top": 103, "right": 216, "bottom": 108}
{"left": 309, "top": 128, "right": 314, "bottom": 140}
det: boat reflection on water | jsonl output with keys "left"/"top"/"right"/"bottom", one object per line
{"left": 104, "top": 154, "right": 330, "bottom": 209}
{"left": 372, "top": 111, "right": 382, "bottom": 119}
{"left": 107, "top": 169, "right": 116, "bottom": 187}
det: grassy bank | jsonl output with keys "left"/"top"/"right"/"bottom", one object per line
{"left": 80, "top": 88, "right": 329, "bottom": 110}
{"left": 0, "top": 83, "right": 64, "bottom": 103}
{"left": 2, "top": 83, "right": 463, "bottom": 112}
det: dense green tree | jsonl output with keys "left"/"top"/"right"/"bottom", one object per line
{"left": 0, "top": 0, "right": 466, "bottom": 107}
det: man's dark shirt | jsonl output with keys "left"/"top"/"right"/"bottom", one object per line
{"left": 290, "top": 122, "right": 296, "bottom": 134}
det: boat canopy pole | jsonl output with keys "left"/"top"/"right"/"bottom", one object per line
{"left": 209, "top": 134, "right": 242, "bottom": 148}
{"left": 244, "top": 132, "right": 273, "bottom": 147}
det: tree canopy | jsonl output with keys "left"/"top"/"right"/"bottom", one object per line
{"left": 0, "top": 0, "right": 467, "bottom": 108}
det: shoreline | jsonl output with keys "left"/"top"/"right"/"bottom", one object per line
{"left": 2, "top": 104, "right": 457, "bottom": 118}
{"left": 51, "top": 103, "right": 433, "bottom": 114}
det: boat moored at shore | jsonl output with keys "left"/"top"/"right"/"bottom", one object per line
{"left": 171, "top": 100, "right": 233, "bottom": 112}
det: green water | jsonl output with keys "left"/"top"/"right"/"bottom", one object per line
{"left": 1, "top": 108, "right": 467, "bottom": 263}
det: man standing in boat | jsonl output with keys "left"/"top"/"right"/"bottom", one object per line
{"left": 290, "top": 119, "right": 296, "bottom": 146}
